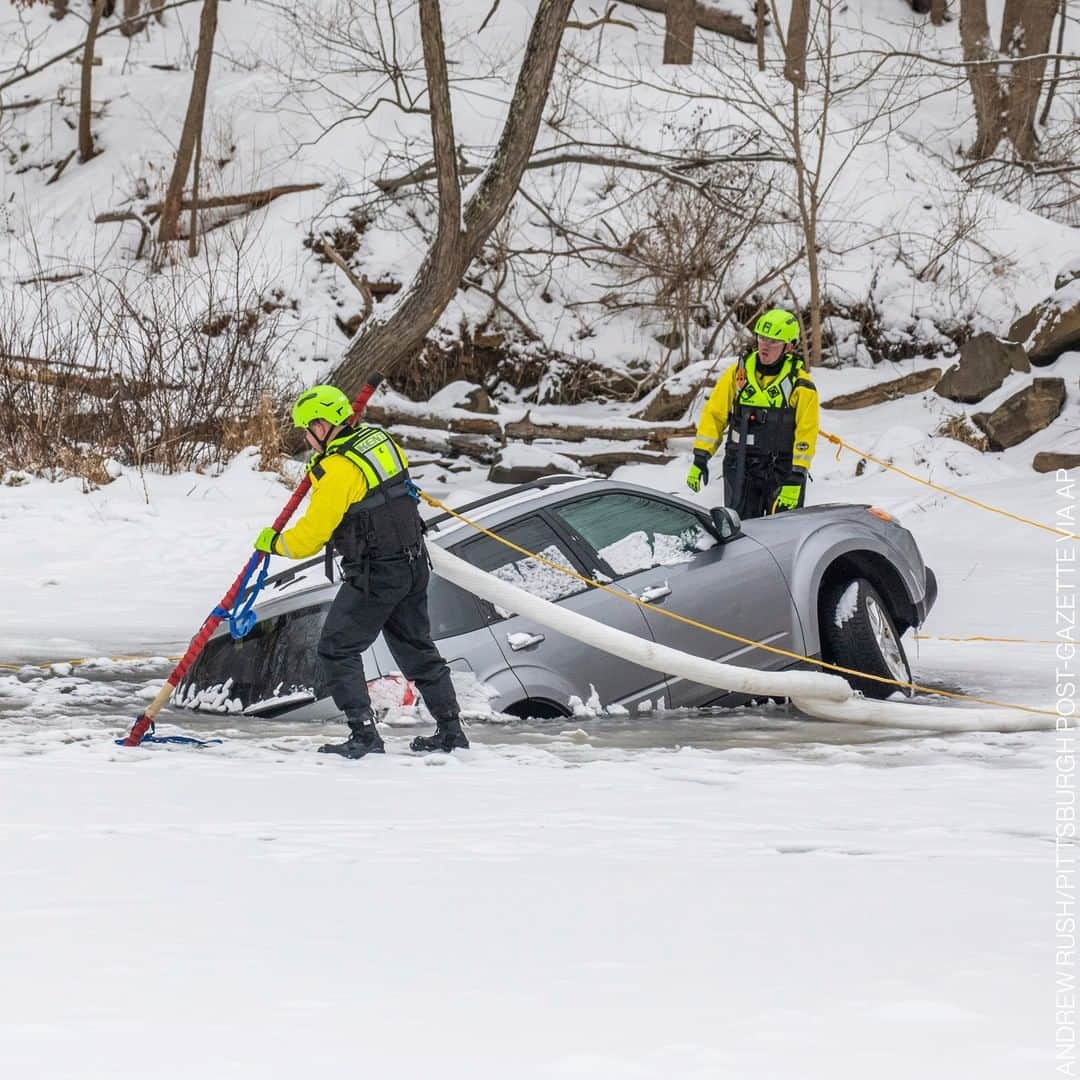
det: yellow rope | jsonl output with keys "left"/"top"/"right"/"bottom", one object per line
{"left": 915, "top": 634, "right": 1061, "bottom": 646}
{"left": 822, "top": 430, "right": 1080, "bottom": 540}
{"left": 422, "top": 493, "right": 1056, "bottom": 718}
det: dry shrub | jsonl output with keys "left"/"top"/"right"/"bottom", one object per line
{"left": 935, "top": 413, "right": 989, "bottom": 452}
{"left": 0, "top": 263, "right": 297, "bottom": 483}
{"left": 220, "top": 393, "right": 288, "bottom": 473}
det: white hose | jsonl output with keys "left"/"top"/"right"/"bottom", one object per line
{"left": 428, "top": 543, "right": 1054, "bottom": 733}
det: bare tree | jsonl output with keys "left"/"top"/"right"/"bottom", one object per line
{"left": 327, "top": 0, "right": 576, "bottom": 393}
{"left": 1039, "top": 0, "right": 1069, "bottom": 126}
{"left": 959, "top": 0, "right": 1058, "bottom": 160}
{"left": 158, "top": 0, "right": 219, "bottom": 244}
{"left": 784, "top": 0, "right": 810, "bottom": 91}
{"left": 78, "top": 0, "right": 108, "bottom": 163}
{"left": 1002, "top": 0, "right": 1058, "bottom": 157}
{"left": 663, "top": 0, "right": 695, "bottom": 64}
{"left": 756, "top": 0, "right": 767, "bottom": 70}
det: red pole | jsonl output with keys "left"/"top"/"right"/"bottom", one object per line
{"left": 122, "top": 374, "right": 385, "bottom": 746}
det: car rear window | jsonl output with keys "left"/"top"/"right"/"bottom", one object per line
{"left": 177, "top": 602, "right": 330, "bottom": 711}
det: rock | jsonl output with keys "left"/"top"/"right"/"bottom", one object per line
{"left": 634, "top": 382, "right": 702, "bottom": 422}
{"left": 487, "top": 446, "right": 580, "bottom": 486}
{"left": 1008, "top": 280, "right": 1080, "bottom": 365}
{"left": 462, "top": 385, "right": 497, "bottom": 414}
{"left": 1056, "top": 256, "right": 1080, "bottom": 291}
{"left": 972, "top": 377, "right": 1067, "bottom": 450}
{"left": 1033, "top": 452, "right": 1080, "bottom": 474}
{"left": 632, "top": 359, "right": 716, "bottom": 422}
{"left": 934, "top": 332, "right": 1029, "bottom": 404}
{"left": 823, "top": 368, "right": 941, "bottom": 410}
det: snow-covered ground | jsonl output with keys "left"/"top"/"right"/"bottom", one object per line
{"left": 1, "top": 366, "right": 1074, "bottom": 1077}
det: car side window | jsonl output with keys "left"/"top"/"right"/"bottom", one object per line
{"left": 457, "top": 516, "right": 588, "bottom": 617}
{"left": 426, "top": 575, "right": 490, "bottom": 638}
{"left": 552, "top": 493, "right": 716, "bottom": 577}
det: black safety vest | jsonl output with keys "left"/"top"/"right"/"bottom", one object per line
{"left": 311, "top": 425, "right": 423, "bottom": 565}
{"left": 726, "top": 352, "right": 811, "bottom": 462}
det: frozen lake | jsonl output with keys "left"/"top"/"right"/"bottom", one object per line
{"left": 0, "top": 655, "right": 1052, "bottom": 1078}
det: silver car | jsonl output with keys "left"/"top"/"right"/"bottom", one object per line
{"left": 175, "top": 476, "right": 937, "bottom": 721}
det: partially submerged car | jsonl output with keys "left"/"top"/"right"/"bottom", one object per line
{"left": 175, "top": 476, "right": 937, "bottom": 721}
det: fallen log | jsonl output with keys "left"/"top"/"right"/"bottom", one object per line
{"left": 619, "top": 0, "right": 756, "bottom": 43}
{"left": 363, "top": 404, "right": 503, "bottom": 437}
{"left": 821, "top": 368, "right": 942, "bottom": 410}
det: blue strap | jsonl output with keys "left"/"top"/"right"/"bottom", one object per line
{"left": 212, "top": 552, "right": 271, "bottom": 640}
{"left": 405, "top": 479, "right": 422, "bottom": 503}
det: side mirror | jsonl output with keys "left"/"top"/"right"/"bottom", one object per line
{"left": 710, "top": 506, "right": 742, "bottom": 542}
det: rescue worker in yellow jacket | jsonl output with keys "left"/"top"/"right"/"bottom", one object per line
{"left": 687, "top": 308, "right": 819, "bottom": 519}
{"left": 253, "top": 385, "right": 467, "bottom": 759}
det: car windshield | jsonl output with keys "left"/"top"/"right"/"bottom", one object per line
{"left": 554, "top": 493, "right": 715, "bottom": 577}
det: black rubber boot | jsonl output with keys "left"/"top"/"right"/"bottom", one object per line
{"left": 318, "top": 714, "right": 385, "bottom": 759}
{"left": 410, "top": 715, "right": 469, "bottom": 753}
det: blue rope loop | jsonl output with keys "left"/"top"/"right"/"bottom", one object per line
{"left": 216, "top": 552, "right": 271, "bottom": 640}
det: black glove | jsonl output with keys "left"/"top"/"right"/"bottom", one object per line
{"left": 693, "top": 450, "right": 710, "bottom": 486}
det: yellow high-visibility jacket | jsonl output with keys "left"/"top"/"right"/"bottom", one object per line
{"left": 274, "top": 455, "right": 369, "bottom": 559}
{"left": 693, "top": 354, "right": 819, "bottom": 473}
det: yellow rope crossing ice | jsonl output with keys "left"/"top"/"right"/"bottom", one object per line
{"left": 821, "top": 430, "right": 1080, "bottom": 541}
{"left": 421, "top": 492, "right": 1057, "bottom": 719}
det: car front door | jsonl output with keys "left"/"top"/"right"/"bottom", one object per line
{"left": 549, "top": 491, "right": 796, "bottom": 709}
{"left": 455, "top": 514, "right": 667, "bottom": 713}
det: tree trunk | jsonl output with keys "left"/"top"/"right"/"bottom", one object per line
{"left": 756, "top": 0, "right": 767, "bottom": 69}
{"left": 931, "top": 0, "right": 947, "bottom": 25}
{"left": 959, "top": 0, "right": 1005, "bottom": 159}
{"left": 158, "top": 0, "right": 219, "bottom": 244}
{"left": 326, "top": 0, "right": 575, "bottom": 394}
{"left": 78, "top": 0, "right": 108, "bottom": 164}
{"left": 1000, "top": 0, "right": 1057, "bottom": 158}
{"left": 784, "top": 0, "right": 810, "bottom": 90}
{"left": 120, "top": 0, "right": 148, "bottom": 37}
{"left": 663, "top": 0, "right": 696, "bottom": 64}
{"left": 1039, "top": 0, "right": 1069, "bottom": 126}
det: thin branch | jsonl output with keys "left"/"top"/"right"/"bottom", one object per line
{"left": 0, "top": 0, "right": 205, "bottom": 93}
{"left": 321, "top": 239, "right": 374, "bottom": 319}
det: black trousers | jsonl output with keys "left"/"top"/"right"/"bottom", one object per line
{"left": 722, "top": 450, "right": 803, "bottom": 520}
{"left": 317, "top": 553, "right": 459, "bottom": 725}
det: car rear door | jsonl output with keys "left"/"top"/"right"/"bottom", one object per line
{"left": 455, "top": 514, "right": 667, "bottom": 713}
{"left": 548, "top": 491, "right": 795, "bottom": 709}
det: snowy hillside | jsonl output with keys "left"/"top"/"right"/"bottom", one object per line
{"left": 3, "top": 0, "right": 1078, "bottom": 401}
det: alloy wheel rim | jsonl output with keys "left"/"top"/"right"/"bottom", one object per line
{"left": 865, "top": 593, "right": 908, "bottom": 683}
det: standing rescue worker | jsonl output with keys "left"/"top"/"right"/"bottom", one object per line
{"left": 254, "top": 385, "right": 467, "bottom": 759}
{"left": 687, "top": 308, "right": 819, "bottom": 519}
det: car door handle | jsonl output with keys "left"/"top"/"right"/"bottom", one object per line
{"left": 638, "top": 583, "right": 672, "bottom": 603}
{"left": 507, "top": 632, "right": 545, "bottom": 651}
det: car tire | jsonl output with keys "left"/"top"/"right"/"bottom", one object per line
{"left": 821, "top": 577, "right": 912, "bottom": 700}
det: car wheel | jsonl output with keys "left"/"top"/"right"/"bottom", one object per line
{"left": 821, "top": 577, "right": 912, "bottom": 700}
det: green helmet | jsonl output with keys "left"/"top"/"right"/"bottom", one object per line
{"left": 753, "top": 308, "right": 800, "bottom": 344}
{"left": 291, "top": 384, "right": 354, "bottom": 429}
